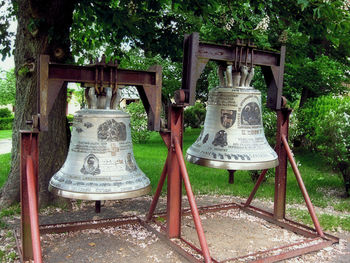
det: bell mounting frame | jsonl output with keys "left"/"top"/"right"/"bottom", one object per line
{"left": 146, "top": 32, "right": 338, "bottom": 263}
{"left": 37, "top": 54, "right": 162, "bottom": 132}
{"left": 18, "top": 55, "right": 163, "bottom": 263}
{"left": 179, "top": 32, "right": 285, "bottom": 110}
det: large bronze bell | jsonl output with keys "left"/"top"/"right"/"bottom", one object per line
{"left": 186, "top": 65, "right": 278, "bottom": 170}
{"left": 49, "top": 87, "right": 151, "bottom": 200}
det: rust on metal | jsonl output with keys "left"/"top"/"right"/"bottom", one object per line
{"left": 281, "top": 134, "right": 325, "bottom": 237}
{"left": 166, "top": 106, "right": 183, "bottom": 238}
{"left": 274, "top": 109, "right": 291, "bottom": 219}
{"left": 20, "top": 131, "right": 39, "bottom": 262}
{"left": 39, "top": 217, "right": 140, "bottom": 234}
{"left": 146, "top": 202, "right": 339, "bottom": 263}
{"left": 181, "top": 32, "right": 286, "bottom": 108}
{"left": 244, "top": 169, "right": 268, "bottom": 207}
{"left": 38, "top": 55, "right": 162, "bottom": 131}
{"left": 26, "top": 156, "right": 42, "bottom": 263}
{"left": 174, "top": 135, "right": 212, "bottom": 263}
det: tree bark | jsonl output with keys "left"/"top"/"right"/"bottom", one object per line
{"left": 0, "top": 0, "right": 76, "bottom": 208}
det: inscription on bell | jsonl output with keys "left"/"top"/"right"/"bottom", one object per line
{"left": 71, "top": 141, "right": 107, "bottom": 153}
{"left": 208, "top": 93, "right": 238, "bottom": 107}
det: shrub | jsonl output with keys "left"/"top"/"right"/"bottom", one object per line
{"left": 0, "top": 108, "right": 12, "bottom": 118}
{"left": 261, "top": 107, "right": 301, "bottom": 148}
{"left": 184, "top": 102, "right": 206, "bottom": 128}
{"left": 0, "top": 117, "right": 13, "bottom": 130}
{"left": 125, "top": 101, "right": 152, "bottom": 144}
{"left": 298, "top": 95, "right": 345, "bottom": 149}
{"left": 299, "top": 95, "right": 350, "bottom": 196}
{"left": 66, "top": 114, "right": 74, "bottom": 123}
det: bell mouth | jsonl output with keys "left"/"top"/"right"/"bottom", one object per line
{"left": 186, "top": 153, "right": 279, "bottom": 170}
{"left": 48, "top": 184, "right": 151, "bottom": 201}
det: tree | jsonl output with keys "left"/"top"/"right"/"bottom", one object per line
{"left": 0, "top": 69, "right": 15, "bottom": 105}
{"left": 0, "top": 0, "right": 349, "bottom": 208}
{"left": 0, "top": 0, "right": 76, "bottom": 208}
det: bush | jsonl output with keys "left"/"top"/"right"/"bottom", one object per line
{"left": 0, "top": 108, "right": 12, "bottom": 118}
{"left": 299, "top": 95, "right": 349, "bottom": 149}
{"left": 184, "top": 102, "right": 206, "bottom": 128}
{"left": 0, "top": 117, "right": 13, "bottom": 130}
{"left": 261, "top": 107, "right": 301, "bottom": 148}
{"left": 125, "top": 101, "right": 152, "bottom": 144}
{"left": 299, "top": 95, "right": 350, "bottom": 196}
{"left": 67, "top": 114, "right": 74, "bottom": 123}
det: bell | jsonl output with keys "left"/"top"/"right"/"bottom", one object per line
{"left": 48, "top": 87, "right": 151, "bottom": 200}
{"left": 186, "top": 65, "right": 278, "bottom": 170}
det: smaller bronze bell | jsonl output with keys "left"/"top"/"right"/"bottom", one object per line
{"left": 186, "top": 65, "right": 278, "bottom": 170}
{"left": 48, "top": 87, "right": 151, "bottom": 200}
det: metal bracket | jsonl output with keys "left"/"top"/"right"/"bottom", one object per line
{"left": 38, "top": 55, "right": 162, "bottom": 131}
{"left": 180, "top": 32, "right": 286, "bottom": 109}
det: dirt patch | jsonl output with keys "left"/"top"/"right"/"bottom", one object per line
{"left": 2, "top": 195, "right": 350, "bottom": 262}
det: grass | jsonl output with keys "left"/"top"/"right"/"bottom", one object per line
{"left": 0, "top": 153, "right": 11, "bottom": 188}
{"left": 135, "top": 128, "right": 348, "bottom": 207}
{"left": 0, "top": 128, "right": 349, "bottom": 230}
{"left": 0, "top": 130, "right": 12, "bottom": 139}
{"left": 288, "top": 208, "right": 350, "bottom": 231}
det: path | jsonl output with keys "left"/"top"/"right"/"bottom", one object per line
{"left": 0, "top": 138, "right": 11, "bottom": 154}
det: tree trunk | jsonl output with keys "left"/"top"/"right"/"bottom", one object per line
{"left": 0, "top": 0, "right": 76, "bottom": 208}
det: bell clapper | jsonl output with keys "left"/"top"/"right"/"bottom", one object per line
{"left": 228, "top": 170, "right": 235, "bottom": 184}
{"left": 95, "top": 200, "right": 101, "bottom": 213}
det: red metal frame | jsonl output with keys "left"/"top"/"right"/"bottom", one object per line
{"left": 18, "top": 56, "right": 163, "bottom": 262}
{"left": 20, "top": 131, "right": 41, "bottom": 263}
{"left": 18, "top": 33, "right": 338, "bottom": 263}
{"left": 145, "top": 33, "right": 337, "bottom": 262}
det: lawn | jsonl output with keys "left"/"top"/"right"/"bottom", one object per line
{"left": 134, "top": 129, "right": 348, "bottom": 208}
{"left": 0, "top": 128, "right": 349, "bottom": 230}
{"left": 0, "top": 130, "right": 12, "bottom": 140}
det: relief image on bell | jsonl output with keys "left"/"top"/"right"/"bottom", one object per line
{"left": 221, "top": 109, "right": 236, "bottom": 128}
{"left": 241, "top": 102, "right": 261, "bottom": 125}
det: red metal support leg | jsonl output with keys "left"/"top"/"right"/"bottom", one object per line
{"left": 244, "top": 169, "right": 268, "bottom": 207}
{"left": 20, "top": 131, "right": 39, "bottom": 262}
{"left": 146, "top": 155, "right": 168, "bottom": 221}
{"left": 173, "top": 136, "right": 212, "bottom": 263}
{"left": 274, "top": 109, "right": 291, "bottom": 219}
{"left": 26, "top": 156, "right": 43, "bottom": 262}
{"left": 281, "top": 135, "right": 324, "bottom": 237}
{"left": 167, "top": 106, "right": 183, "bottom": 238}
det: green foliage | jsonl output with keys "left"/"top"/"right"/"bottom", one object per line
{"left": 0, "top": 116, "right": 13, "bottom": 130}
{"left": 119, "top": 48, "right": 182, "bottom": 99}
{"left": 184, "top": 102, "right": 206, "bottom": 128}
{"left": 0, "top": 108, "right": 11, "bottom": 117}
{"left": 284, "top": 56, "right": 348, "bottom": 104}
{"left": 299, "top": 95, "right": 350, "bottom": 194}
{"left": 0, "top": 69, "right": 15, "bottom": 106}
{"left": 67, "top": 114, "right": 74, "bottom": 123}
{"left": 125, "top": 101, "right": 152, "bottom": 144}
{"left": 261, "top": 107, "right": 301, "bottom": 148}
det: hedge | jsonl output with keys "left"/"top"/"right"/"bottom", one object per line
{"left": 0, "top": 117, "right": 14, "bottom": 130}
